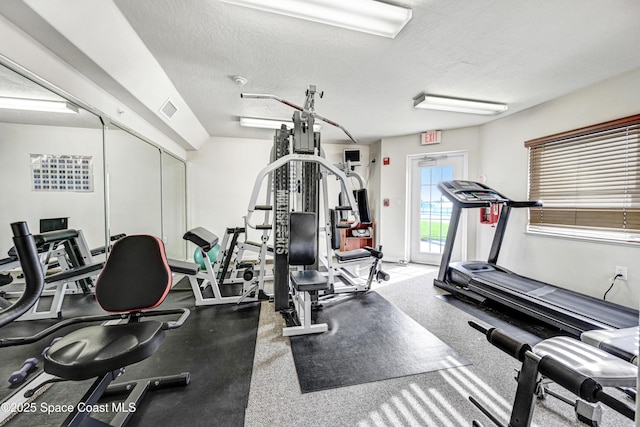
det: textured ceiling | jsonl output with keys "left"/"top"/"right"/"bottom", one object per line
{"left": 111, "top": 0, "right": 640, "bottom": 144}
{"left": 2, "top": 0, "right": 640, "bottom": 146}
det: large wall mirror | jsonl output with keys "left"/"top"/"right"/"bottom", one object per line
{"left": 0, "top": 63, "right": 106, "bottom": 256}
{"left": 0, "top": 62, "right": 187, "bottom": 261}
{"left": 105, "top": 125, "right": 187, "bottom": 260}
{"left": 106, "top": 125, "right": 162, "bottom": 238}
{"left": 162, "top": 152, "right": 187, "bottom": 259}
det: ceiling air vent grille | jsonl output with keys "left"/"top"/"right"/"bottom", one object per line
{"left": 160, "top": 99, "right": 178, "bottom": 119}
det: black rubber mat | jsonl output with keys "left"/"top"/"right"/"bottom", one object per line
{"left": 0, "top": 279, "right": 260, "bottom": 427}
{"left": 289, "top": 291, "right": 470, "bottom": 393}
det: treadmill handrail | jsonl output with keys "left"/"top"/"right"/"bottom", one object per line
{"left": 447, "top": 192, "right": 506, "bottom": 207}
{"left": 507, "top": 200, "right": 542, "bottom": 208}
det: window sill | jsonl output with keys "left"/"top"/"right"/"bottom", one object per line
{"left": 526, "top": 226, "right": 640, "bottom": 247}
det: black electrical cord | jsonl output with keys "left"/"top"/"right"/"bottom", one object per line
{"left": 603, "top": 274, "right": 622, "bottom": 300}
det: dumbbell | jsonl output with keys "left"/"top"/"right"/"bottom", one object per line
{"left": 8, "top": 357, "right": 38, "bottom": 385}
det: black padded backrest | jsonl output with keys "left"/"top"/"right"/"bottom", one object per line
{"left": 289, "top": 212, "right": 317, "bottom": 266}
{"left": 355, "top": 188, "right": 371, "bottom": 224}
{"left": 329, "top": 209, "right": 341, "bottom": 250}
{"left": 183, "top": 227, "right": 219, "bottom": 252}
{"left": 338, "top": 192, "right": 348, "bottom": 221}
{"left": 95, "top": 235, "right": 171, "bottom": 313}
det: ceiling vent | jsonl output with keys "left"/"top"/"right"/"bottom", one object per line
{"left": 160, "top": 98, "right": 178, "bottom": 119}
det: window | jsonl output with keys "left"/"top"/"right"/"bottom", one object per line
{"left": 525, "top": 114, "right": 640, "bottom": 243}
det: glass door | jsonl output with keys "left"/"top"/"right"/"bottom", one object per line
{"left": 410, "top": 152, "right": 465, "bottom": 264}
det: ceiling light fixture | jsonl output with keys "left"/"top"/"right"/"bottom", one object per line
{"left": 219, "top": 0, "right": 412, "bottom": 39}
{"left": 240, "top": 117, "right": 321, "bottom": 132}
{"left": 414, "top": 94, "right": 508, "bottom": 115}
{"left": 0, "top": 96, "right": 79, "bottom": 114}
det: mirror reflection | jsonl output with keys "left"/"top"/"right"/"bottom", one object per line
{"left": 0, "top": 64, "right": 106, "bottom": 256}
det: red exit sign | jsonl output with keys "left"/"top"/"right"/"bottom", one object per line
{"left": 421, "top": 130, "right": 442, "bottom": 145}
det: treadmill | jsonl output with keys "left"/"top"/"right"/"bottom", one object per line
{"left": 434, "top": 180, "right": 639, "bottom": 337}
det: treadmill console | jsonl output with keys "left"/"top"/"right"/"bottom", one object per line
{"left": 438, "top": 180, "right": 509, "bottom": 205}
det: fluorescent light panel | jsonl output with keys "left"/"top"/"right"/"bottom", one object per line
{"left": 414, "top": 94, "right": 508, "bottom": 115}
{"left": 219, "top": 0, "right": 412, "bottom": 39}
{"left": 240, "top": 117, "right": 321, "bottom": 132}
{"left": 0, "top": 96, "right": 79, "bottom": 114}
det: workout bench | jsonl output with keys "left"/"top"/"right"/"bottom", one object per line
{"left": 469, "top": 321, "right": 636, "bottom": 427}
{"left": 179, "top": 227, "right": 260, "bottom": 305}
{"left": 283, "top": 212, "right": 329, "bottom": 337}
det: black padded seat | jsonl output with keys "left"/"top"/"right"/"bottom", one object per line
{"left": 183, "top": 227, "right": 219, "bottom": 252}
{"left": 335, "top": 249, "right": 371, "bottom": 262}
{"left": 168, "top": 259, "right": 200, "bottom": 275}
{"left": 290, "top": 270, "right": 328, "bottom": 292}
{"left": 45, "top": 321, "right": 165, "bottom": 381}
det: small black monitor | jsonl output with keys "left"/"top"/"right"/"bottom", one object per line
{"left": 344, "top": 149, "right": 361, "bottom": 166}
{"left": 40, "top": 217, "right": 68, "bottom": 233}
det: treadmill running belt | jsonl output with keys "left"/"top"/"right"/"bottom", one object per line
{"left": 470, "top": 270, "right": 638, "bottom": 334}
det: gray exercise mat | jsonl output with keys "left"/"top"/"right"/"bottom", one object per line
{"left": 289, "top": 291, "right": 471, "bottom": 393}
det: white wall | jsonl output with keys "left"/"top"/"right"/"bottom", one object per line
{"left": 477, "top": 67, "right": 640, "bottom": 308}
{"left": 0, "top": 122, "right": 105, "bottom": 254}
{"left": 187, "top": 136, "right": 272, "bottom": 245}
{"left": 377, "top": 128, "right": 480, "bottom": 263}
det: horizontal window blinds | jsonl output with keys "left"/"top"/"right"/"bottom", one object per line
{"left": 525, "top": 114, "right": 640, "bottom": 240}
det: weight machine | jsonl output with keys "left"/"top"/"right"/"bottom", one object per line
{"left": 243, "top": 85, "right": 384, "bottom": 335}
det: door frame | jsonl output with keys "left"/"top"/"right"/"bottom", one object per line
{"left": 405, "top": 150, "right": 468, "bottom": 264}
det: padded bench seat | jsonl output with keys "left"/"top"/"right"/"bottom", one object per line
{"left": 183, "top": 227, "right": 219, "bottom": 252}
{"left": 45, "top": 321, "right": 165, "bottom": 381}
{"left": 534, "top": 336, "right": 637, "bottom": 387}
{"left": 290, "top": 270, "right": 328, "bottom": 292}
{"left": 335, "top": 249, "right": 371, "bottom": 262}
{"left": 168, "top": 259, "right": 200, "bottom": 276}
